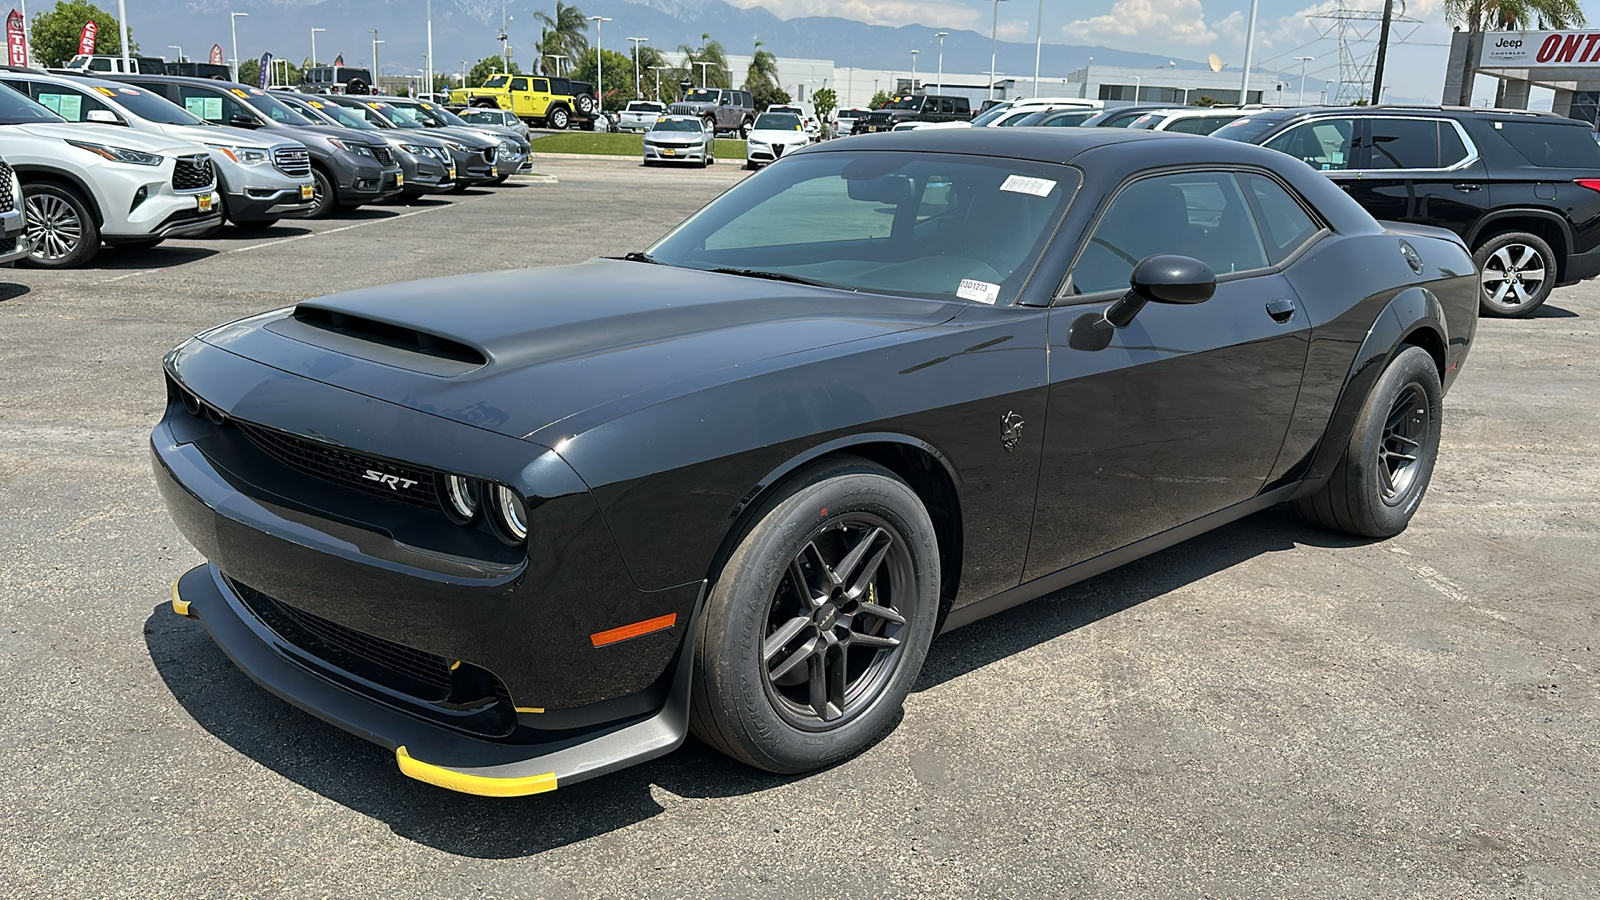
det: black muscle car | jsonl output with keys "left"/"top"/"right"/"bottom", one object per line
{"left": 155, "top": 129, "right": 1477, "bottom": 797}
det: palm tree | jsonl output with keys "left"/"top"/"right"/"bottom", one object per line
{"left": 744, "top": 41, "right": 786, "bottom": 109}
{"left": 534, "top": 2, "right": 589, "bottom": 75}
{"left": 670, "top": 34, "right": 731, "bottom": 90}
{"left": 1446, "top": 0, "right": 1584, "bottom": 105}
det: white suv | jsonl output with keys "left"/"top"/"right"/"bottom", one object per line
{"left": 0, "top": 82, "right": 219, "bottom": 268}
{"left": 0, "top": 72, "right": 313, "bottom": 230}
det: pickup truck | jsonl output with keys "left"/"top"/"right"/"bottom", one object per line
{"left": 852, "top": 94, "right": 973, "bottom": 134}
{"left": 448, "top": 74, "right": 596, "bottom": 130}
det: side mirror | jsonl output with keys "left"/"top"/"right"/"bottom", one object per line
{"left": 1104, "top": 254, "right": 1215, "bottom": 327}
{"left": 86, "top": 109, "right": 124, "bottom": 125}
{"left": 228, "top": 114, "right": 259, "bottom": 129}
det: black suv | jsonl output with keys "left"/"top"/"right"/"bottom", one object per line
{"left": 853, "top": 94, "right": 973, "bottom": 134}
{"left": 301, "top": 65, "right": 374, "bottom": 95}
{"left": 1216, "top": 106, "right": 1600, "bottom": 317}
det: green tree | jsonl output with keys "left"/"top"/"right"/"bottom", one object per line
{"left": 1446, "top": 0, "right": 1583, "bottom": 105}
{"left": 433, "top": 73, "right": 453, "bottom": 94}
{"left": 534, "top": 2, "right": 589, "bottom": 75}
{"left": 1190, "top": 95, "right": 1224, "bottom": 107}
{"left": 744, "top": 43, "right": 790, "bottom": 109}
{"left": 632, "top": 44, "right": 668, "bottom": 100}
{"left": 811, "top": 87, "right": 837, "bottom": 136}
{"left": 572, "top": 47, "right": 633, "bottom": 112}
{"left": 30, "top": 0, "right": 127, "bottom": 67}
{"left": 869, "top": 89, "right": 891, "bottom": 109}
{"left": 670, "top": 34, "right": 731, "bottom": 90}
{"left": 468, "top": 55, "right": 520, "bottom": 87}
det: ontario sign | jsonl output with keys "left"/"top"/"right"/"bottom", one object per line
{"left": 1481, "top": 30, "right": 1600, "bottom": 67}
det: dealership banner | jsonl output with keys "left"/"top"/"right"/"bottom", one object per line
{"left": 6, "top": 10, "right": 26, "bottom": 67}
{"left": 78, "top": 20, "right": 96, "bottom": 55}
{"left": 1481, "top": 30, "right": 1600, "bottom": 66}
{"left": 258, "top": 51, "right": 272, "bottom": 88}
{"left": 209, "top": 43, "right": 224, "bottom": 65}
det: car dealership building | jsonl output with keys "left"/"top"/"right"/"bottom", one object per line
{"left": 1445, "top": 29, "right": 1600, "bottom": 124}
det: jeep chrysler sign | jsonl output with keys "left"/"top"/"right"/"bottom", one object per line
{"left": 1481, "top": 30, "right": 1600, "bottom": 66}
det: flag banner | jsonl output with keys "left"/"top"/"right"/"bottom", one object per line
{"left": 258, "top": 51, "right": 273, "bottom": 88}
{"left": 78, "top": 20, "right": 96, "bottom": 55}
{"left": 6, "top": 10, "right": 26, "bottom": 67}
{"left": 333, "top": 53, "right": 343, "bottom": 66}
{"left": 209, "top": 43, "right": 224, "bottom": 65}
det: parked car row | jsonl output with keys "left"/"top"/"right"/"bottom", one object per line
{"left": 0, "top": 68, "right": 532, "bottom": 269}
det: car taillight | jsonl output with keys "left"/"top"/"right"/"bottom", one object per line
{"left": 1576, "top": 178, "right": 1600, "bottom": 193}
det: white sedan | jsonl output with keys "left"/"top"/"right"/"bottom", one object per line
{"left": 744, "top": 112, "right": 811, "bottom": 169}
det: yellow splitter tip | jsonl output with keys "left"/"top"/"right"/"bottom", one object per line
{"left": 394, "top": 746, "right": 558, "bottom": 797}
{"left": 170, "top": 580, "right": 193, "bottom": 618}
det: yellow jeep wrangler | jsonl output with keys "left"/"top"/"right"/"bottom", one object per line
{"left": 448, "top": 74, "right": 586, "bottom": 129}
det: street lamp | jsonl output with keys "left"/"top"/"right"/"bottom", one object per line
{"left": 117, "top": 0, "right": 129, "bottom": 68}
{"left": 1133, "top": 74, "right": 1142, "bottom": 102}
{"left": 628, "top": 37, "right": 647, "bottom": 97}
{"left": 935, "top": 32, "right": 947, "bottom": 94}
{"left": 651, "top": 65, "right": 670, "bottom": 101}
{"left": 1239, "top": 0, "right": 1260, "bottom": 104}
{"left": 910, "top": 50, "right": 918, "bottom": 90}
{"left": 459, "top": 59, "right": 467, "bottom": 86}
{"left": 695, "top": 60, "right": 712, "bottom": 87}
{"left": 589, "top": 16, "right": 612, "bottom": 113}
{"left": 1294, "top": 56, "right": 1315, "bottom": 105}
{"left": 988, "top": 0, "right": 1008, "bottom": 102}
{"left": 229, "top": 12, "right": 247, "bottom": 83}
{"left": 425, "top": 0, "right": 435, "bottom": 103}
{"left": 311, "top": 27, "right": 324, "bottom": 67}
{"left": 368, "top": 30, "right": 384, "bottom": 88}
{"left": 168, "top": 45, "right": 183, "bottom": 63}
{"left": 549, "top": 54, "right": 569, "bottom": 77}
{"left": 1033, "top": 0, "right": 1044, "bottom": 97}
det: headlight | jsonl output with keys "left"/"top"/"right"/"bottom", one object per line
{"left": 327, "top": 138, "right": 374, "bottom": 158}
{"left": 750, "top": 140, "right": 768, "bottom": 149}
{"left": 440, "top": 474, "right": 480, "bottom": 524}
{"left": 399, "top": 143, "right": 431, "bottom": 155}
{"left": 206, "top": 144, "right": 269, "bottom": 165}
{"left": 493, "top": 485, "right": 527, "bottom": 543}
{"left": 65, "top": 140, "right": 163, "bottom": 166}
{"left": 498, "top": 141, "right": 513, "bottom": 154}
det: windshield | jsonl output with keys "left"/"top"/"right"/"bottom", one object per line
{"left": 969, "top": 103, "right": 1015, "bottom": 127}
{"left": 96, "top": 84, "right": 207, "bottom": 125}
{"left": 417, "top": 103, "right": 468, "bottom": 126}
{"left": 886, "top": 96, "right": 920, "bottom": 110}
{"left": 0, "top": 82, "right": 65, "bottom": 125}
{"left": 369, "top": 101, "right": 426, "bottom": 129}
{"left": 683, "top": 89, "right": 721, "bottom": 103}
{"left": 303, "top": 98, "right": 376, "bottom": 129}
{"left": 754, "top": 113, "right": 802, "bottom": 131}
{"left": 459, "top": 110, "right": 505, "bottom": 124}
{"left": 647, "top": 151, "right": 1078, "bottom": 303}
{"left": 625, "top": 101, "right": 664, "bottom": 113}
{"left": 235, "top": 88, "right": 315, "bottom": 125}
{"left": 1212, "top": 116, "right": 1284, "bottom": 143}
{"left": 651, "top": 118, "right": 703, "bottom": 133}
{"left": 483, "top": 75, "right": 511, "bottom": 89}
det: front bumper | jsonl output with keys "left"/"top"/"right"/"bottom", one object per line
{"left": 227, "top": 187, "right": 315, "bottom": 222}
{"left": 170, "top": 563, "right": 698, "bottom": 796}
{"left": 104, "top": 189, "right": 224, "bottom": 242}
{"left": 332, "top": 156, "right": 405, "bottom": 204}
{"left": 643, "top": 142, "right": 710, "bottom": 164}
{"left": 0, "top": 208, "right": 28, "bottom": 264}
{"left": 747, "top": 142, "right": 804, "bottom": 165}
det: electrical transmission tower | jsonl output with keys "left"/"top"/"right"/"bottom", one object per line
{"left": 1308, "top": 0, "right": 1422, "bottom": 103}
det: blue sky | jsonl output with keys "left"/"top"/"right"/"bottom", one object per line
{"left": 723, "top": 0, "right": 1467, "bottom": 103}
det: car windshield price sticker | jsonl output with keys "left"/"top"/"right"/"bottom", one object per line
{"left": 185, "top": 96, "right": 223, "bottom": 120}
{"left": 957, "top": 278, "right": 1001, "bottom": 304}
{"left": 1000, "top": 174, "right": 1056, "bottom": 197}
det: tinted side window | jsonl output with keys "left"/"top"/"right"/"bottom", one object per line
{"left": 176, "top": 85, "right": 247, "bottom": 124}
{"left": 1073, "top": 172, "right": 1269, "bottom": 294}
{"left": 1495, "top": 120, "right": 1600, "bottom": 167}
{"left": 529, "top": 78, "right": 549, "bottom": 93}
{"left": 1264, "top": 118, "right": 1354, "bottom": 170}
{"left": 1165, "top": 116, "right": 1224, "bottom": 135}
{"left": 1239, "top": 173, "right": 1321, "bottom": 265}
{"left": 1440, "top": 122, "right": 1469, "bottom": 166}
{"left": 510, "top": 77, "right": 529, "bottom": 91}
{"left": 1368, "top": 118, "right": 1441, "bottom": 169}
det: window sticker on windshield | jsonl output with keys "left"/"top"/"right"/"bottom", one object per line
{"left": 92, "top": 86, "right": 115, "bottom": 97}
{"left": 957, "top": 278, "right": 1001, "bottom": 305}
{"left": 118, "top": 88, "right": 137, "bottom": 94}
{"left": 1000, "top": 174, "right": 1057, "bottom": 197}
{"left": 421, "top": 103, "right": 433, "bottom": 110}
{"left": 185, "top": 96, "right": 223, "bottom": 120}
{"left": 310, "top": 100, "right": 324, "bottom": 108}
{"left": 230, "top": 88, "right": 248, "bottom": 98}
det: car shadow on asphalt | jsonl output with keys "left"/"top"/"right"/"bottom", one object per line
{"left": 1532, "top": 303, "right": 1578, "bottom": 318}
{"left": 140, "top": 504, "right": 1365, "bottom": 858}
{"left": 202, "top": 226, "right": 313, "bottom": 242}
{"left": 915, "top": 505, "right": 1367, "bottom": 693}
{"left": 0, "top": 282, "right": 30, "bottom": 303}
{"left": 329, "top": 207, "right": 401, "bottom": 221}
{"left": 94, "top": 246, "right": 219, "bottom": 268}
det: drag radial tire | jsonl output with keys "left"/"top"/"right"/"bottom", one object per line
{"left": 1294, "top": 345, "right": 1443, "bottom": 538}
{"left": 691, "top": 456, "right": 940, "bottom": 774}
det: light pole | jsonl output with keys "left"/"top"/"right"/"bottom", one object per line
{"left": 1133, "top": 74, "right": 1142, "bottom": 102}
{"left": 1033, "top": 0, "right": 1043, "bottom": 97}
{"left": 1294, "top": 56, "right": 1315, "bottom": 105}
{"left": 628, "top": 37, "right": 647, "bottom": 98}
{"left": 459, "top": 59, "right": 467, "bottom": 86}
{"left": 988, "top": 0, "right": 1008, "bottom": 102}
{"left": 229, "top": 12, "right": 247, "bottom": 82}
{"left": 1239, "top": 0, "right": 1260, "bottom": 104}
{"left": 311, "top": 27, "right": 324, "bottom": 67}
{"left": 910, "top": 50, "right": 919, "bottom": 90}
{"left": 168, "top": 45, "right": 183, "bottom": 63}
{"left": 117, "top": 0, "right": 129, "bottom": 68}
{"left": 695, "top": 60, "right": 712, "bottom": 87}
{"left": 651, "top": 65, "right": 670, "bottom": 101}
{"left": 368, "top": 30, "right": 384, "bottom": 88}
{"left": 589, "top": 16, "right": 611, "bottom": 112}
{"left": 426, "top": 0, "right": 434, "bottom": 101}
{"left": 549, "top": 54, "right": 569, "bottom": 77}
{"left": 935, "top": 32, "right": 947, "bottom": 94}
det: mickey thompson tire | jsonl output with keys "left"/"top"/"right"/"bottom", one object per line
{"left": 1294, "top": 345, "right": 1443, "bottom": 538}
{"left": 690, "top": 456, "right": 940, "bottom": 774}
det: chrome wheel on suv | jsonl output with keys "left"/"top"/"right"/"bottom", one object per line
{"left": 1474, "top": 231, "right": 1555, "bottom": 318}
{"left": 21, "top": 184, "right": 99, "bottom": 269}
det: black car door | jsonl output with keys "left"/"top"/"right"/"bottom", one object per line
{"left": 1025, "top": 169, "right": 1314, "bottom": 580}
{"left": 1346, "top": 115, "right": 1488, "bottom": 240}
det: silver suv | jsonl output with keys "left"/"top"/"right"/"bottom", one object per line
{"left": 668, "top": 88, "right": 755, "bottom": 138}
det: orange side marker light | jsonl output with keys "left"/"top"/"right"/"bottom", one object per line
{"left": 590, "top": 613, "right": 678, "bottom": 648}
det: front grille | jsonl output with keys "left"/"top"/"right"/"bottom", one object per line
{"left": 0, "top": 161, "right": 13, "bottom": 209}
{"left": 272, "top": 146, "right": 310, "bottom": 177}
{"left": 371, "top": 144, "right": 395, "bottom": 167}
{"left": 172, "top": 154, "right": 215, "bottom": 192}
{"left": 236, "top": 421, "right": 444, "bottom": 512}
{"left": 481, "top": 146, "right": 496, "bottom": 165}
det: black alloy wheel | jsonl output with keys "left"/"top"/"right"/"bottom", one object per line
{"left": 691, "top": 456, "right": 940, "bottom": 774}
{"left": 305, "top": 167, "right": 335, "bottom": 219}
{"left": 1294, "top": 345, "right": 1443, "bottom": 538}
{"left": 1474, "top": 231, "right": 1555, "bottom": 318}
{"left": 21, "top": 183, "right": 99, "bottom": 269}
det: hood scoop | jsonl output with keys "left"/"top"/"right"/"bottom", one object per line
{"left": 273, "top": 305, "right": 488, "bottom": 376}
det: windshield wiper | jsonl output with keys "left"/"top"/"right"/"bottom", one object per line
{"left": 614, "top": 251, "right": 662, "bottom": 265}
{"left": 707, "top": 267, "right": 845, "bottom": 289}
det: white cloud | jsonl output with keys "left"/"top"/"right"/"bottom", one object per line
{"left": 1066, "top": 0, "right": 1220, "bottom": 45}
{"left": 723, "top": 0, "right": 987, "bottom": 30}
{"left": 997, "top": 19, "right": 1032, "bottom": 40}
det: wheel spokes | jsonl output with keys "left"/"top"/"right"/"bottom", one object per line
{"left": 764, "top": 616, "right": 810, "bottom": 662}
{"left": 855, "top": 602, "right": 906, "bottom": 626}
{"left": 769, "top": 635, "right": 817, "bottom": 682}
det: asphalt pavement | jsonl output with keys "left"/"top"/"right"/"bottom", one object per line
{"left": 1, "top": 159, "right": 1596, "bottom": 898}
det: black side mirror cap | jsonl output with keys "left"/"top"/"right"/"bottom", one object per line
{"left": 228, "top": 114, "right": 259, "bottom": 129}
{"left": 1104, "top": 254, "right": 1216, "bottom": 328}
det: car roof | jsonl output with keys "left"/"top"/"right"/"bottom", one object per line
{"left": 807, "top": 126, "right": 1282, "bottom": 164}
{"left": 1228, "top": 104, "right": 1578, "bottom": 125}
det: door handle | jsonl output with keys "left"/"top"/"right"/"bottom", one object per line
{"left": 1266, "top": 298, "right": 1296, "bottom": 323}
{"left": 1453, "top": 183, "right": 1482, "bottom": 192}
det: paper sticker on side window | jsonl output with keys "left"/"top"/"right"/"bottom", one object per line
{"left": 1001, "top": 174, "right": 1057, "bottom": 197}
{"left": 957, "top": 278, "right": 1001, "bottom": 304}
